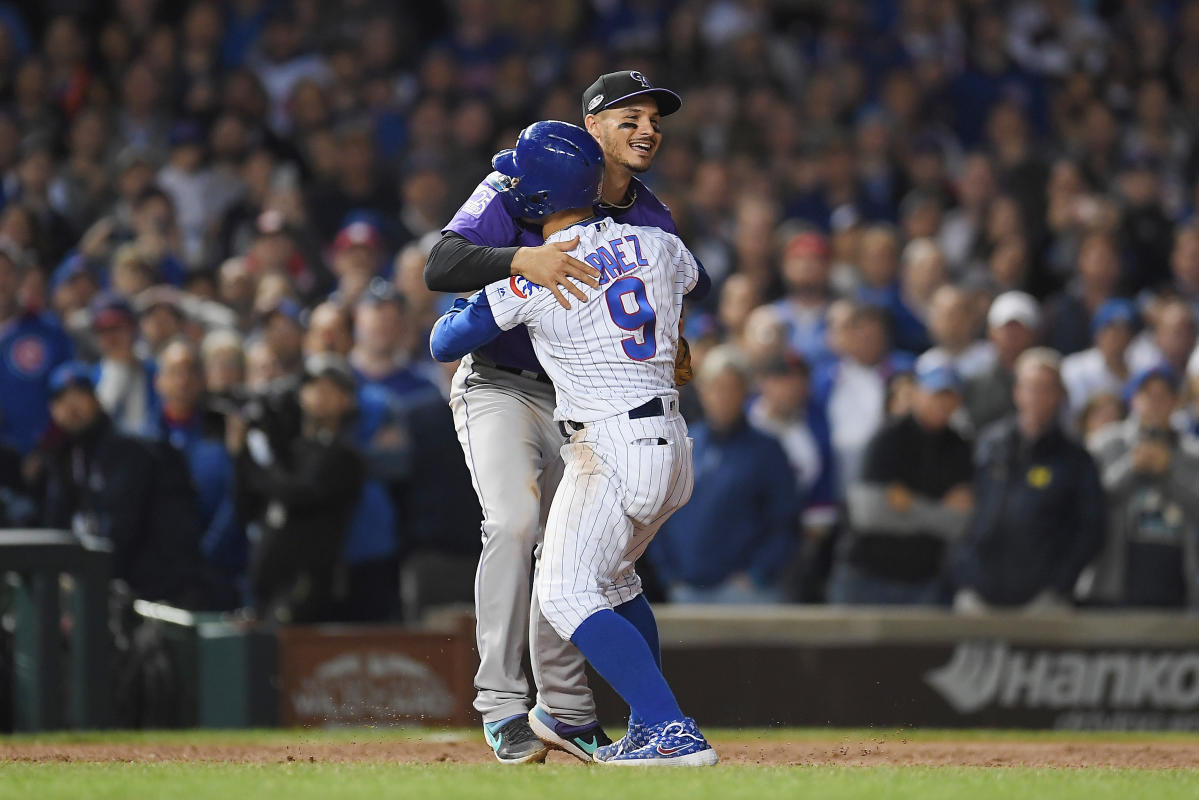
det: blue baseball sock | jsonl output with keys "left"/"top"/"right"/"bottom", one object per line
{"left": 615, "top": 594, "right": 661, "bottom": 668}
{"left": 570, "top": 609, "right": 682, "bottom": 726}
{"left": 614, "top": 595, "right": 661, "bottom": 729}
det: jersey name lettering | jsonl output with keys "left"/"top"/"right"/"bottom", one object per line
{"left": 583, "top": 235, "right": 653, "bottom": 286}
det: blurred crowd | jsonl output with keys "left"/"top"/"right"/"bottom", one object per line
{"left": 0, "top": 0, "right": 1198, "bottom": 619}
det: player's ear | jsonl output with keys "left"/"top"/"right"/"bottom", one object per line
{"left": 584, "top": 114, "right": 601, "bottom": 139}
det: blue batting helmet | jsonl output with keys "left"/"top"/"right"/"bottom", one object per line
{"left": 490, "top": 121, "right": 604, "bottom": 221}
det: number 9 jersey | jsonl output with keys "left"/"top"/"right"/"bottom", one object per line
{"left": 429, "top": 216, "right": 703, "bottom": 424}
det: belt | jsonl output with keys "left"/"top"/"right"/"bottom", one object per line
{"left": 559, "top": 397, "right": 667, "bottom": 437}
{"left": 488, "top": 363, "right": 552, "bottom": 384}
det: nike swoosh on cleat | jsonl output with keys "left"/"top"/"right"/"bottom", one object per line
{"left": 574, "top": 736, "right": 599, "bottom": 755}
{"left": 656, "top": 744, "right": 687, "bottom": 756}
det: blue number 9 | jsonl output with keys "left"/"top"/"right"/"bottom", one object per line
{"left": 606, "top": 276, "right": 657, "bottom": 361}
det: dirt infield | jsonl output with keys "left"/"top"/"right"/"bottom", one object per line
{"left": 6, "top": 735, "right": 1199, "bottom": 769}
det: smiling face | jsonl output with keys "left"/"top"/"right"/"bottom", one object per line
{"left": 585, "top": 97, "right": 661, "bottom": 175}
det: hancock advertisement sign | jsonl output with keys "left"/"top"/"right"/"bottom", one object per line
{"left": 924, "top": 642, "right": 1199, "bottom": 730}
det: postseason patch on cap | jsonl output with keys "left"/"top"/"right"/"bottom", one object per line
{"left": 587, "top": 94, "right": 605, "bottom": 112}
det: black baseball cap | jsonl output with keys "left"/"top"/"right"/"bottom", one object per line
{"left": 582, "top": 70, "right": 682, "bottom": 118}
{"left": 302, "top": 353, "right": 358, "bottom": 394}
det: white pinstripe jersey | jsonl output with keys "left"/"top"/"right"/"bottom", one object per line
{"left": 486, "top": 217, "right": 700, "bottom": 423}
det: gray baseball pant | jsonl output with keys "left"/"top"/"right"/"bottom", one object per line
{"left": 449, "top": 354, "right": 595, "bottom": 725}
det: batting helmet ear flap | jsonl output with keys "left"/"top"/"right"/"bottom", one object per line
{"left": 491, "top": 148, "right": 520, "bottom": 180}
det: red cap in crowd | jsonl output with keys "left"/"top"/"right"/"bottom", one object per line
{"left": 332, "top": 221, "right": 383, "bottom": 254}
{"left": 784, "top": 232, "right": 830, "bottom": 261}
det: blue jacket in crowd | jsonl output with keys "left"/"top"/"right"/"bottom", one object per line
{"left": 0, "top": 311, "right": 73, "bottom": 452}
{"left": 651, "top": 418, "right": 801, "bottom": 589}
{"left": 343, "top": 382, "right": 405, "bottom": 564}
{"left": 155, "top": 411, "right": 246, "bottom": 575}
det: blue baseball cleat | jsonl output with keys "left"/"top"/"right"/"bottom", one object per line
{"left": 483, "top": 713, "right": 549, "bottom": 764}
{"left": 592, "top": 718, "right": 650, "bottom": 762}
{"left": 527, "top": 706, "right": 612, "bottom": 763}
{"left": 593, "top": 717, "right": 718, "bottom": 767}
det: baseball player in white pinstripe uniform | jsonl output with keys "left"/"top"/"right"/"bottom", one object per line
{"left": 430, "top": 121, "right": 717, "bottom": 766}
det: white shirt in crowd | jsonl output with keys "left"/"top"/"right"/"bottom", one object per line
{"left": 1061, "top": 347, "right": 1129, "bottom": 415}
{"left": 826, "top": 360, "right": 886, "bottom": 498}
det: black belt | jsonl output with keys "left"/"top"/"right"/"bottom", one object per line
{"left": 559, "top": 397, "right": 666, "bottom": 437}
{"left": 490, "top": 363, "right": 552, "bottom": 384}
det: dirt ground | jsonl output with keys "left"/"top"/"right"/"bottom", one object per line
{"left": 5, "top": 735, "right": 1199, "bottom": 769}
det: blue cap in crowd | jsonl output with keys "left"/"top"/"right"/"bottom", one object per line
{"left": 1123, "top": 363, "right": 1181, "bottom": 405}
{"left": 916, "top": 363, "right": 963, "bottom": 394}
{"left": 49, "top": 361, "right": 95, "bottom": 398}
{"left": 50, "top": 253, "right": 92, "bottom": 292}
{"left": 265, "top": 298, "right": 303, "bottom": 326}
{"left": 1092, "top": 298, "right": 1138, "bottom": 336}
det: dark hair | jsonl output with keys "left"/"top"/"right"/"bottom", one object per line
{"left": 133, "top": 186, "right": 172, "bottom": 211}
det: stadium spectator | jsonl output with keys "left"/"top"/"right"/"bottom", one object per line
{"left": 136, "top": 286, "right": 188, "bottom": 357}
{"left": 89, "top": 293, "right": 157, "bottom": 435}
{"left": 962, "top": 291, "right": 1041, "bottom": 432}
{"left": 201, "top": 329, "right": 245, "bottom": 397}
{"left": 747, "top": 352, "right": 836, "bottom": 598}
{"left": 651, "top": 347, "right": 800, "bottom": 604}
{"left": 1084, "top": 366, "right": 1199, "bottom": 608}
{"left": 42, "top": 362, "right": 209, "bottom": 608}
{"left": 774, "top": 232, "right": 834, "bottom": 366}
{"left": 854, "top": 225, "right": 930, "bottom": 354}
{"left": 232, "top": 353, "right": 365, "bottom": 624}
{"left": 0, "top": 241, "right": 73, "bottom": 453}
{"left": 813, "top": 303, "right": 914, "bottom": 496}
{"left": 916, "top": 284, "right": 995, "bottom": 379}
{"left": 1043, "top": 232, "right": 1122, "bottom": 356}
{"left": 1061, "top": 299, "right": 1138, "bottom": 418}
{"left": 328, "top": 220, "right": 387, "bottom": 308}
{"left": 1080, "top": 392, "right": 1126, "bottom": 444}
{"left": 351, "top": 281, "right": 439, "bottom": 401}
{"left": 953, "top": 349, "right": 1106, "bottom": 611}
{"left": 153, "top": 339, "right": 244, "bottom": 608}
{"left": 833, "top": 364, "right": 973, "bottom": 605}
{"left": 1128, "top": 298, "right": 1198, "bottom": 375}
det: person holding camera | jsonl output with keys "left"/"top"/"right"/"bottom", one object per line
{"left": 229, "top": 353, "right": 365, "bottom": 624}
{"left": 1083, "top": 365, "right": 1199, "bottom": 608}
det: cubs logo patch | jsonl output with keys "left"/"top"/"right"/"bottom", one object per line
{"left": 509, "top": 275, "right": 540, "bottom": 299}
{"left": 8, "top": 335, "right": 47, "bottom": 377}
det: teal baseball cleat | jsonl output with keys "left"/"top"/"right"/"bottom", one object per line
{"left": 483, "top": 714, "right": 549, "bottom": 764}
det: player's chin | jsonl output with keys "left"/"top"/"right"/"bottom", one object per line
{"left": 622, "top": 152, "right": 654, "bottom": 173}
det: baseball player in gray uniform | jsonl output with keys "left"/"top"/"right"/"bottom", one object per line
{"left": 423, "top": 72, "right": 686, "bottom": 763}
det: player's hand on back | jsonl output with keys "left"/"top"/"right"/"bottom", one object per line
{"left": 511, "top": 236, "right": 601, "bottom": 309}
